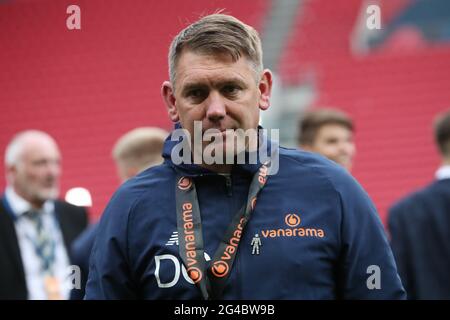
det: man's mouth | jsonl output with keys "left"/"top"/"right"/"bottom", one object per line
{"left": 203, "top": 128, "right": 235, "bottom": 139}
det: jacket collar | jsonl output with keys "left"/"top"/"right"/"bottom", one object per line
{"left": 4, "top": 186, "right": 54, "bottom": 221}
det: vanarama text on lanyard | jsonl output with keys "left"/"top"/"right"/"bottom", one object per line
{"left": 175, "top": 157, "right": 275, "bottom": 300}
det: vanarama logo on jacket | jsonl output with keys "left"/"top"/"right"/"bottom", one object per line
{"left": 260, "top": 213, "right": 325, "bottom": 239}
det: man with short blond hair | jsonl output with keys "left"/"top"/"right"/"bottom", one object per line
{"left": 112, "top": 127, "right": 168, "bottom": 182}
{"left": 86, "top": 13, "right": 405, "bottom": 300}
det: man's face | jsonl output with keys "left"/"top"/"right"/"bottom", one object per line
{"left": 162, "top": 51, "right": 272, "bottom": 161}
{"left": 306, "top": 124, "right": 355, "bottom": 171}
{"left": 9, "top": 137, "right": 61, "bottom": 206}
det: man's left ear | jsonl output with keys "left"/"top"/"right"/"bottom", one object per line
{"left": 258, "top": 69, "right": 273, "bottom": 111}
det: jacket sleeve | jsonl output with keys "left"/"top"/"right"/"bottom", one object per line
{"left": 333, "top": 172, "right": 406, "bottom": 299}
{"left": 84, "top": 189, "right": 138, "bottom": 300}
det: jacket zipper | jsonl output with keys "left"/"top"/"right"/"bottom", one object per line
{"left": 224, "top": 175, "right": 233, "bottom": 197}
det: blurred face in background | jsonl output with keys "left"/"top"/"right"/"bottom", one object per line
{"left": 115, "top": 161, "right": 137, "bottom": 183}
{"left": 305, "top": 123, "right": 355, "bottom": 171}
{"left": 7, "top": 135, "right": 61, "bottom": 208}
{"left": 115, "top": 158, "right": 164, "bottom": 183}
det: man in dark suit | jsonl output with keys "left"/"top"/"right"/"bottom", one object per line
{"left": 388, "top": 110, "right": 450, "bottom": 299}
{"left": 0, "top": 130, "right": 88, "bottom": 300}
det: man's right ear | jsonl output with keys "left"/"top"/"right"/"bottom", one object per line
{"left": 5, "top": 165, "right": 16, "bottom": 185}
{"left": 162, "top": 81, "right": 179, "bottom": 122}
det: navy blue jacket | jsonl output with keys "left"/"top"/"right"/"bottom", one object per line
{"left": 85, "top": 136, "right": 405, "bottom": 299}
{"left": 388, "top": 179, "right": 450, "bottom": 299}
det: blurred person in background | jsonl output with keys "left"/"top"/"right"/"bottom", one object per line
{"left": 0, "top": 130, "right": 88, "bottom": 300}
{"left": 70, "top": 127, "right": 168, "bottom": 299}
{"left": 298, "top": 108, "right": 355, "bottom": 171}
{"left": 388, "top": 110, "right": 450, "bottom": 299}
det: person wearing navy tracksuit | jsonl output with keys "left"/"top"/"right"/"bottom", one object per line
{"left": 85, "top": 14, "right": 405, "bottom": 300}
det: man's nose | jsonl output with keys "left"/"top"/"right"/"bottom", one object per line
{"left": 46, "top": 161, "right": 61, "bottom": 179}
{"left": 339, "top": 141, "right": 353, "bottom": 155}
{"left": 205, "top": 92, "right": 226, "bottom": 122}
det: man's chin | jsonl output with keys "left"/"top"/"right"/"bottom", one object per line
{"left": 337, "top": 161, "right": 352, "bottom": 171}
{"left": 37, "top": 189, "right": 59, "bottom": 201}
{"left": 201, "top": 142, "right": 248, "bottom": 162}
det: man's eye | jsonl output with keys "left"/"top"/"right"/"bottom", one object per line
{"left": 188, "top": 89, "right": 201, "bottom": 97}
{"left": 32, "top": 160, "right": 48, "bottom": 167}
{"left": 325, "top": 139, "right": 338, "bottom": 145}
{"left": 222, "top": 85, "right": 240, "bottom": 96}
{"left": 187, "top": 89, "right": 206, "bottom": 100}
